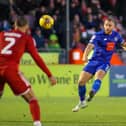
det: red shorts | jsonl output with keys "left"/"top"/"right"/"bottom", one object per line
{"left": 0, "top": 66, "right": 31, "bottom": 96}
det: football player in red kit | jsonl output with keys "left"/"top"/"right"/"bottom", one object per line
{"left": 0, "top": 16, "right": 57, "bottom": 126}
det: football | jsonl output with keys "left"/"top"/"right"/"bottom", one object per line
{"left": 39, "top": 15, "right": 54, "bottom": 29}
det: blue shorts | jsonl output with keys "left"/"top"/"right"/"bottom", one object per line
{"left": 83, "top": 60, "right": 111, "bottom": 75}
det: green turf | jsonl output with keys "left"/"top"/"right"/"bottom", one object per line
{"left": 0, "top": 97, "right": 126, "bottom": 126}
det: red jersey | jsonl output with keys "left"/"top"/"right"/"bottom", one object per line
{"left": 0, "top": 29, "right": 52, "bottom": 77}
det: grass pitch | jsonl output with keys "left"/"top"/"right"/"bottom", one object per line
{"left": 0, "top": 96, "right": 126, "bottom": 126}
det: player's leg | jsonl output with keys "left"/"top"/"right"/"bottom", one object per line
{"left": 5, "top": 69, "right": 42, "bottom": 126}
{"left": 87, "top": 63, "right": 110, "bottom": 102}
{"left": 72, "top": 71, "right": 93, "bottom": 112}
{"left": 22, "top": 89, "right": 41, "bottom": 126}
{"left": 87, "top": 69, "right": 106, "bottom": 101}
{"left": 72, "top": 61, "right": 98, "bottom": 112}
{"left": 78, "top": 71, "right": 93, "bottom": 102}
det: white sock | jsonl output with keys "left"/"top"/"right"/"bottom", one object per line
{"left": 33, "top": 121, "right": 42, "bottom": 126}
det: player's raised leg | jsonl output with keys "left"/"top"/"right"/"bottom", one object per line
{"left": 72, "top": 71, "right": 92, "bottom": 112}
{"left": 22, "top": 89, "right": 42, "bottom": 126}
{"left": 5, "top": 69, "right": 42, "bottom": 126}
{"left": 87, "top": 69, "right": 106, "bottom": 102}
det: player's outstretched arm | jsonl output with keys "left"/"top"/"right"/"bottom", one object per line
{"left": 26, "top": 36, "right": 57, "bottom": 86}
{"left": 49, "top": 76, "right": 57, "bottom": 86}
{"left": 30, "top": 50, "right": 57, "bottom": 86}
{"left": 82, "top": 43, "right": 94, "bottom": 63}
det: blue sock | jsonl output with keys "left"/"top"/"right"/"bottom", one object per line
{"left": 78, "top": 85, "right": 86, "bottom": 102}
{"left": 92, "top": 79, "right": 101, "bottom": 93}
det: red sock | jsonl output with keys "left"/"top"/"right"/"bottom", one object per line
{"left": 29, "top": 99, "right": 41, "bottom": 121}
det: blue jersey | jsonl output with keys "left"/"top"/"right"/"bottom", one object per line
{"left": 89, "top": 30, "right": 124, "bottom": 63}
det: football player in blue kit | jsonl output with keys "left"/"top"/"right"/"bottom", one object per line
{"left": 72, "top": 17, "right": 126, "bottom": 112}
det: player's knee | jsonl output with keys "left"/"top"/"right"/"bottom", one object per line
{"left": 78, "top": 80, "right": 86, "bottom": 86}
{"left": 22, "top": 90, "right": 37, "bottom": 103}
{"left": 29, "top": 96, "right": 38, "bottom": 103}
{"left": 23, "top": 95, "right": 38, "bottom": 103}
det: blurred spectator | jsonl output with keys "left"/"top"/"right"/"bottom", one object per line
{"left": 25, "top": 13, "right": 35, "bottom": 29}
{"left": 0, "top": 0, "right": 126, "bottom": 56}
{"left": 48, "top": 33, "right": 61, "bottom": 50}
{"left": 33, "top": 27, "right": 46, "bottom": 49}
{"left": 35, "top": 6, "right": 48, "bottom": 27}
{"left": 70, "top": 0, "right": 81, "bottom": 21}
{"left": 72, "top": 26, "right": 85, "bottom": 51}
{"left": 81, "top": 0, "right": 88, "bottom": 16}
{"left": 14, "top": 0, "right": 38, "bottom": 14}
{"left": 2, "top": 20, "right": 11, "bottom": 31}
{"left": 9, "top": 8, "right": 18, "bottom": 24}
{"left": 79, "top": 23, "right": 88, "bottom": 45}
{"left": 72, "top": 14, "right": 81, "bottom": 26}
{"left": 85, "top": 14, "right": 97, "bottom": 29}
{"left": 0, "top": 1, "right": 10, "bottom": 21}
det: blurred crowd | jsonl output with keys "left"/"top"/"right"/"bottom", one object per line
{"left": 0, "top": 0, "right": 126, "bottom": 52}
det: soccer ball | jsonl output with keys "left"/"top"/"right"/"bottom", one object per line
{"left": 39, "top": 15, "right": 54, "bottom": 29}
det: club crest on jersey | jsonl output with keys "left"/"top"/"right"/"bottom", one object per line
{"left": 114, "top": 37, "right": 118, "bottom": 42}
{"left": 106, "top": 42, "right": 115, "bottom": 51}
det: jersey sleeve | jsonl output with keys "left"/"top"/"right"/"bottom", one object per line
{"left": 89, "top": 34, "right": 98, "bottom": 46}
{"left": 117, "top": 33, "right": 124, "bottom": 44}
{"left": 26, "top": 36, "right": 52, "bottom": 77}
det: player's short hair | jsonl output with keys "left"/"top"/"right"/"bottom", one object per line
{"left": 104, "top": 16, "right": 115, "bottom": 24}
{"left": 15, "top": 16, "right": 28, "bottom": 27}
